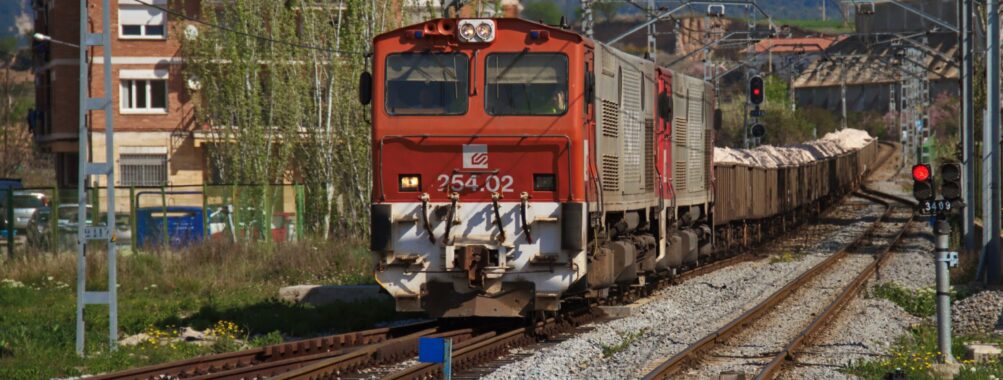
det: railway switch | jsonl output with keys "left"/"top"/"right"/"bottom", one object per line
{"left": 912, "top": 164, "right": 934, "bottom": 202}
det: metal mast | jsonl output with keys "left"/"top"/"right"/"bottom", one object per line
{"left": 985, "top": 0, "right": 1002, "bottom": 284}
{"left": 961, "top": 0, "right": 976, "bottom": 252}
{"left": 76, "top": 0, "right": 118, "bottom": 355}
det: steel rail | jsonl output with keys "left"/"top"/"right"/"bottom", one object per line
{"left": 755, "top": 189, "right": 915, "bottom": 379}
{"left": 89, "top": 321, "right": 436, "bottom": 380}
{"left": 378, "top": 309, "right": 598, "bottom": 380}
{"left": 268, "top": 327, "right": 480, "bottom": 380}
{"left": 641, "top": 193, "right": 895, "bottom": 380}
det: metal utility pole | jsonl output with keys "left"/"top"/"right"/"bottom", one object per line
{"left": 646, "top": 0, "right": 657, "bottom": 62}
{"left": 935, "top": 219, "right": 956, "bottom": 363}
{"left": 581, "top": 0, "right": 594, "bottom": 39}
{"left": 839, "top": 57, "right": 847, "bottom": 130}
{"left": 985, "top": 0, "right": 1002, "bottom": 284}
{"left": 76, "top": 0, "right": 118, "bottom": 355}
{"left": 961, "top": 0, "right": 976, "bottom": 251}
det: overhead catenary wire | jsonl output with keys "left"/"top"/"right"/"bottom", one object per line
{"left": 132, "top": 0, "right": 365, "bottom": 55}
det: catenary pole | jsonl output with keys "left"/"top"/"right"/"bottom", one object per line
{"left": 985, "top": 0, "right": 1002, "bottom": 284}
{"left": 962, "top": 0, "right": 976, "bottom": 252}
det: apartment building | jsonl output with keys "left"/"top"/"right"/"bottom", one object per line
{"left": 30, "top": 0, "right": 521, "bottom": 191}
{"left": 32, "top": 0, "right": 201, "bottom": 189}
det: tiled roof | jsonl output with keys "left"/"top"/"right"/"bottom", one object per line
{"left": 754, "top": 37, "right": 841, "bottom": 54}
{"left": 793, "top": 32, "right": 959, "bottom": 88}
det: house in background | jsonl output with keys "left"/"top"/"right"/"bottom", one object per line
{"left": 31, "top": 0, "right": 201, "bottom": 192}
{"left": 792, "top": 0, "right": 961, "bottom": 115}
{"left": 753, "top": 36, "right": 840, "bottom": 81}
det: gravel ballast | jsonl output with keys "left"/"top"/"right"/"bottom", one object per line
{"left": 483, "top": 199, "right": 885, "bottom": 380}
{"left": 777, "top": 169, "right": 938, "bottom": 379}
{"left": 952, "top": 290, "right": 1003, "bottom": 336}
{"left": 684, "top": 254, "right": 877, "bottom": 378}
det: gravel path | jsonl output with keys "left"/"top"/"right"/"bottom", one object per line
{"left": 483, "top": 199, "right": 885, "bottom": 380}
{"left": 682, "top": 254, "right": 876, "bottom": 378}
{"left": 777, "top": 169, "right": 938, "bottom": 379}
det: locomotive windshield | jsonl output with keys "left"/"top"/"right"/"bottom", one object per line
{"left": 385, "top": 53, "right": 469, "bottom": 115}
{"left": 485, "top": 53, "right": 568, "bottom": 116}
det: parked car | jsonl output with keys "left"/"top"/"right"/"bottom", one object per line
{"left": 55, "top": 205, "right": 94, "bottom": 250}
{"left": 9, "top": 192, "right": 47, "bottom": 231}
{"left": 99, "top": 212, "right": 132, "bottom": 247}
{"left": 26, "top": 207, "right": 51, "bottom": 249}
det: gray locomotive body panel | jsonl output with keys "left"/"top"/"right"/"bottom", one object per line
{"left": 670, "top": 74, "right": 714, "bottom": 209}
{"left": 593, "top": 43, "right": 658, "bottom": 212}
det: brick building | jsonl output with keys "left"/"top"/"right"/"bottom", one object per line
{"left": 30, "top": 0, "right": 520, "bottom": 191}
{"left": 32, "top": 0, "right": 201, "bottom": 189}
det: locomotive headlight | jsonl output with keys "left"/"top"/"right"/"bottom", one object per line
{"left": 399, "top": 174, "right": 421, "bottom": 192}
{"left": 475, "top": 22, "right": 494, "bottom": 42}
{"left": 457, "top": 20, "right": 495, "bottom": 42}
{"left": 458, "top": 23, "right": 477, "bottom": 42}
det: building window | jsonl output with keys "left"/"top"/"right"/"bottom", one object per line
{"left": 120, "top": 154, "right": 168, "bottom": 187}
{"left": 121, "top": 79, "right": 167, "bottom": 113}
{"left": 119, "top": 4, "right": 166, "bottom": 39}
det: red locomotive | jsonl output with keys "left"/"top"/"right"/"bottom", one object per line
{"left": 363, "top": 18, "right": 876, "bottom": 318}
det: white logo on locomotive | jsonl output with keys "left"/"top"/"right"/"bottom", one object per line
{"left": 462, "top": 144, "right": 488, "bottom": 169}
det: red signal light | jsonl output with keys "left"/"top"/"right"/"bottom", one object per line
{"left": 753, "top": 89, "right": 761, "bottom": 95}
{"left": 912, "top": 164, "right": 930, "bottom": 182}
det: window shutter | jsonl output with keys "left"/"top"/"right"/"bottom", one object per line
{"left": 119, "top": 5, "right": 164, "bottom": 26}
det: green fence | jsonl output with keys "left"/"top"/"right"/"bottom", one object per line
{"left": 1, "top": 184, "right": 306, "bottom": 257}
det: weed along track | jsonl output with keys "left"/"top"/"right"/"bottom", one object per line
{"left": 640, "top": 188, "right": 914, "bottom": 380}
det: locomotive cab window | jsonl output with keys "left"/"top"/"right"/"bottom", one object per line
{"left": 485, "top": 53, "right": 568, "bottom": 116}
{"left": 385, "top": 53, "right": 469, "bottom": 115}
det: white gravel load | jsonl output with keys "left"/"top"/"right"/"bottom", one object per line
{"left": 715, "top": 128, "right": 874, "bottom": 167}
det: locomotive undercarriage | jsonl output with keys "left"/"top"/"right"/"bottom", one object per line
{"left": 581, "top": 193, "right": 849, "bottom": 307}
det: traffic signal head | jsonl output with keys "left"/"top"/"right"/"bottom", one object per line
{"left": 912, "top": 164, "right": 934, "bottom": 201}
{"left": 940, "top": 162, "right": 962, "bottom": 201}
{"left": 749, "top": 76, "right": 765, "bottom": 105}
{"left": 751, "top": 123, "right": 766, "bottom": 138}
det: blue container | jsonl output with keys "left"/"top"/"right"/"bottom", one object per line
{"left": 136, "top": 206, "right": 204, "bottom": 248}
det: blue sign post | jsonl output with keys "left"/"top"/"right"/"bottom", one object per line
{"left": 418, "top": 337, "right": 453, "bottom": 380}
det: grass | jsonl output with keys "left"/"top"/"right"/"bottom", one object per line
{"left": 851, "top": 282, "right": 1003, "bottom": 379}
{"left": 870, "top": 283, "right": 938, "bottom": 318}
{"left": 770, "top": 251, "right": 803, "bottom": 264}
{"left": 0, "top": 238, "right": 405, "bottom": 379}
{"left": 601, "top": 329, "right": 647, "bottom": 358}
{"left": 846, "top": 324, "right": 1003, "bottom": 379}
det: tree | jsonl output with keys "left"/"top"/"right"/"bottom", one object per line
{"left": 182, "top": 0, "right": 395, "bottom": 237}
{"left": 522, "top": 1, "right": 562, "bottom": 25}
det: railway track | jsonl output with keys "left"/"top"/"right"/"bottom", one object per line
{"left": 87, "top": 321, "right": 441, "bottom": 380}
{"left": 640, "top": 188, "right": 914, "bottom": 380}
{"left": 94, "top": 145, "right": 903, "bottom": 380}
